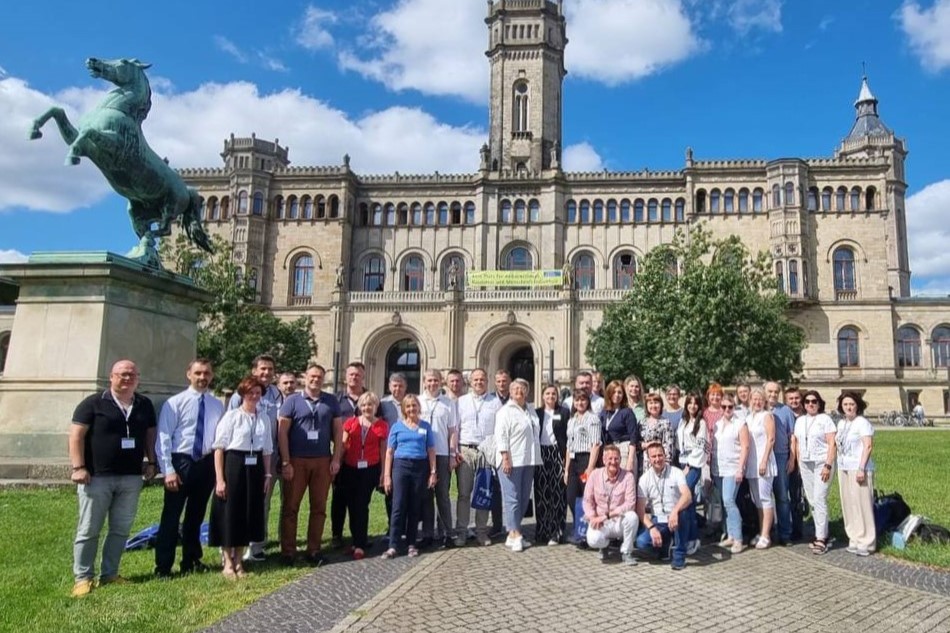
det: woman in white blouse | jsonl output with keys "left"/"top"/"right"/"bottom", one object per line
{"left": 712, "top": 394, "right": 750, "bottom": 554}
{"left": 209, "top": 376, "right": 274, "bottom": 578}
{"left": 791, "top": 390, "right": 837, "bottom": 555}
{"left": 676, "top": 392, "right": 708, "bottom": 554}
{"left": 744, "top": 387, "right": 776, "bottom": 549}
{"left": 835, "top": 391, "right": 876, "bottom": 556}
{"left": 495, "top": 379, "right": 541, "bottom": 553}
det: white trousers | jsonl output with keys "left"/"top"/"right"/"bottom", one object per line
{"left": 586, "top": 511, "right": 639, "bottom": 554}
{"left": 799, "top": 460, "right": 833, "bottom": 540}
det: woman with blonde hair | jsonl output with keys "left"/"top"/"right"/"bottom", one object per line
{"left": 744, "top": 387, "right": 777, "bottom": 549}
{"left": 623, "top": 374, "right": 646, "bottom": 422}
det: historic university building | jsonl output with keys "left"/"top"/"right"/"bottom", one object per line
{"left": 147, "top": 0, "right": 948, "bottom": 415}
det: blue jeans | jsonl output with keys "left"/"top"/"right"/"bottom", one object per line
{"left": 74, "top": 474, "right": 144, "bottom": 580}
{"left": 683, "top": 467, "right": 701, "bottom": 543}
{"left": 389, "top": 458, "right": 428, "bottom": 550}
{"left": 715, "top": 475, "right": 743, "bottom": 542}
{"left": 497, "top": 465, "right": 535, "bottom": 532}
{"left": 772, "top": 452, "right": 791, "bottom": 541}
{"left": 635, "top": 514, "right": 688, "bottom": 567}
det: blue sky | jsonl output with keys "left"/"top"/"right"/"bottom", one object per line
{"left": 1, "top": 0, "right": 949, "bottom": 294}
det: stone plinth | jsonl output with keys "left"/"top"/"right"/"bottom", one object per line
{"left": 0, "top": 252, "right": 210, "bottom": 463}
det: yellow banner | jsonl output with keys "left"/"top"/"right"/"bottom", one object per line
{"left": 466, "top": 270, "right": 563, "bottom": 287}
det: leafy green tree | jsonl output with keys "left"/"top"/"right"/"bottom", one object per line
{"left": 587, "top": 225, "right": 805, "bottom": 392}
{"left": 162, "top": 233, "right": 317, "bottom": 392}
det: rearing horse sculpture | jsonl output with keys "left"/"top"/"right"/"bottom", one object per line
{"left": 29, "top": 57, "right": 212, "bottom": 268}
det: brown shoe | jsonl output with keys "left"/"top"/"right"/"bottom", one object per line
{"left": 71, "top": 579, "right": 94, "bottom": 597}
{"left": 99, "top": 575, "right": 131, "bottom": 586}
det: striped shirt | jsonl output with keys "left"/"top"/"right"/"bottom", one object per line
{"left": 566, "top": 411, "right": 602, "bottom": 454}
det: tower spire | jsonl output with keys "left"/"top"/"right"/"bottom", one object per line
{"left": 846, "top": 72, "right": 889, "bottom": 141}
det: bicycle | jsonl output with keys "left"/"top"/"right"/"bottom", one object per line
{"left": 878, "top": 410, "right": 907, "bottom": 427}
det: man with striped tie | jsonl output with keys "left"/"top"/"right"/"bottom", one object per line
{"left": 154, "top": 358, "right": 225, "bottom": 577}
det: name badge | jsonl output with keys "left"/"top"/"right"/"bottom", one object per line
{"left": 417, "top": 428, "right": 427, "bottom": 435}
{"left": 121, "top": 438, "right": 136, "bottom": 450}
{"left": 245, "top": 455, "right": 258, "bottom": 466}
{"left": 553, "top": 414, "right": 562, "bottom": 421}
{"left": 357, "top": 460, "right": 369, "bottom": 469}
{"left": 569, "top": 451, "right": 576, "bottom": 459}
{"left": 307, "top": 430, "right": 319, "bottom": 441}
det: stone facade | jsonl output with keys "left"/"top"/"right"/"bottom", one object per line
{"left": 170, "top": 0, "right": 948, "bottom": 417}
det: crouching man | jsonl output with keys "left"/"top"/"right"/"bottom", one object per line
{"left": 582, "top": 444, "right": 639, "bottom": 565}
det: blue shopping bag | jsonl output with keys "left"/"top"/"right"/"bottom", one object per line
{"left": 471, "top": 467, "right": 493, "bottom": 511}
{"left": 573, "top": 497, "right": 588, "bottom": 542}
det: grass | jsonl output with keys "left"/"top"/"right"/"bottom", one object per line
{"left": 824, "top": 430, "right": 950, "bottom": 568}
{"left": 0, "top": 431, "right": 947, "bottom": 633}
{"left": 0, "top": 485, "right": 388, "bottom": 633}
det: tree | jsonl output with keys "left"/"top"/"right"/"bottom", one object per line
{"left": 161, "top": 233, "right": 317, "bottom": 392}
{"left": 586, "top": 225, "right": 805, "bottom": 392}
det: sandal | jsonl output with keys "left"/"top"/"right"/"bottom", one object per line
{"left": 407, "top": 546, "right": 419, "bottom": 558}
{"left": 380, "top": 548, "right": 397, "bottom": 560}
{"left": 235, "top": 566, "right": 247, "bottom": 578}
{"left": 754, "top": 536, "right": 771, "bottom": 549}
{"left": 812, "top": 539, "right": 829, "bottom": 555}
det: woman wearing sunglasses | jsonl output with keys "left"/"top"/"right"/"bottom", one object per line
{"left": 791, "top": 391, "right": 837, "bottom": 554}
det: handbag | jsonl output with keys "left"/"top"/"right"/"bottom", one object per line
{"left": 471, "top": 466, "right": 493, "bottom": 511}
{"left": 573, "top": 496, "right": 588, "bottom": 542}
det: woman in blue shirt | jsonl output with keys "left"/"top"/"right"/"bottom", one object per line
{"left": 381, "top": 394, "right": 436, "bottom": 559}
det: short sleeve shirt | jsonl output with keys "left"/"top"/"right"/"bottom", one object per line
{"left": 342, "top": 417, "right": 389, "bottom": 467}
{"left": 72, "top": 391, "right": 157, "bottom": 476}
{"left": 279, "top": 392, "right": 340, "bottom": 458}
{"left": 388, "top": 420, "right": 435, "bottom": 460}
{"left": 637, "top": 465, "right": 687, "bottom": 524}
{"left": 793, "top": 413, "right": 837, "bottom": 464}
{"left": 836, "top": 416, "right": 875, "bottom": 472}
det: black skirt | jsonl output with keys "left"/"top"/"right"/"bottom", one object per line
{"left": 209, "top": 450, "right": 266, "bottom": 548}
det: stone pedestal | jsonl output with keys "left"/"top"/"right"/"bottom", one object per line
{"left": 0, "top": 252, "right": 210, "bottom": 469}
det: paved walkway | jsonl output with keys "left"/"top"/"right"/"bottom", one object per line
{"left": 204, "top": 538, "right": 950, "bottom": 633}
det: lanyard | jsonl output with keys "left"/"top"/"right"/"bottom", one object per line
{"left": 305, "top": 396, "right": 321, "bottom": 431}
{"left": 357, "top": 420, "right": 371, "bottom": 460}
{"left": 242, "top": 411, "right": 259, "bottom": 452}
{"left": 654, "top": 466, "right": 669, "bottom": 515}
{"left": 112, "top": 394, "right": 133, "bottom": 437}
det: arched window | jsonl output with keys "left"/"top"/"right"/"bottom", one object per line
{"left": 372, "top": 203, "right": 383, "bottom": 226}
{"left": 850, "top": 187, "right": 861, "bottom": 211}
{"left": 253, "top": 192, "right": 264, "bottom": 216}
{"left": 836, "top": 187, "right": 847, "bottom": 211}
{"left": 209, "top": 197, "right": 221, "bottom": 220}
{"left": 648, "top": 199, "right": 658, "bottom": 222}
{"left": 785, "top": 182, "right": 795, "bottom": 206}
{"left": 613, "top": 252, "right": 637, "bottom": 289}
{"left": 220, "top": 196, "right": 230, "bottom": 219}
{"left": 573, "top": 252, "right": 595, "bottom": 290}
{"left": 865, "top": 186, "right": 876, "bottom": 211}
{"left": 288, "top": 196, "right": 299, "bottom": 220}
{"left": 328, "top": 195, "right": 340, "bottom": 218}
{"left": 566, "top": 200, "right": 577, "bottom": 223}
{"left": 661, "top": 198, "right": 672, "bottom": 222}
{"left": 441, "top": 253, "right": 466, "bottom": 290}
{"left": 300, "top": 196, "right": 312, "bottom": 220}
{"left": 807, "top": 187, "right": 818, "bottom": 211}
{"left": 837, "top": 327, "right": 860, "bottom": 367}
{"left": 772, "top": 184, "right": 781, "bottom": 208}
{"left": 402, "top": 255, "right": 425, "bottom": 291}
{"left": 738, "top": 188, "right": 749, "bottom": 213}
{"left": 752, "top": 188, "right": 763, "bottom": 212}
{"left": 505, "top": 246, "right": 532, "bottom": 271}
{"left": 362, "top": 255, "right": 385, "bottom": 291}
{"left": 789, "top": 259, "right": 799, "bottom": 294}
{"left": 822, "top": 187, "right": 832, "bottom": 211}
{"left": 0, "top": 331, "right": 10, "bottom": 375}
{"left": 695, "top": 190, "right": 706, "bottom": 214}
{"left": 675, "top": 198, "right": 685, "bottom": 222}
{"left": 634, "top": 199, "right": 645, "bottom": 222}
{"left": 775, "top": 261, "right": 785, "bottom": 293}
{"left": 833, "top": 247, "right": 856, "bottom": 292}
{"left": 709, "top": 190, "right": 720, "bottom": 214}
{"left": 385, "top": 203, "right": 396, "bottom": 226}
{"left": 397, "top": 203, "right": 408, "bottom": 225}
{"left": 464, "top": 201, "right": 476, "bottom": 224}
{"left": 316, "top": 196, "right": 326, "bottom": 218}
{"left": 896, "top": 326, "right": 922, "bottom": 367}
{"left": 438, "top": 202, "right": 449, "bottom": 225}
{"left": 515, "top": 199, "right": 526, "bottom": 223}
{"left": 606, "top": 199, "right": 617, "bottom": 223}
{"left": 933, "top": 326, "right": 950, "bottom": 368}
{"left": 593, "top": 200, "right": 604, "bottom": 223}
{"left": 579, "top": 200, "right": 591, "bottom": 223}
{"left": 386, "top": 339, "right": 421, "bottom": 395}
{"left": 292, "top": 255, "right": 314, "bottom": 298}
{"left": 500, "top": 199, "right": 512, "bottom": 223}
{"left": 424, "top": 202, "right": 435, "bottom": 225}
{"left": 529, "top": 199, "right": 540, "bottom": 222}
{"left": 248, "top": 268, "right": 258, "bottom": 291}
{"left": 238, "top": 191, "right": 249, "bottom": 214}
{"left": 621, "top": 199, "right": 631, "bottom": 222}
{"left": 411, "top": 203, "right": 422, "bottom": 225}
{"left": 513, "top": 81, "right": 529, "bottom": 133}
{"left": 723, "top": 190, "right": 734, "bottom": 214}
{"left": 450, "top": 201, "right": 462, "bottom": 224}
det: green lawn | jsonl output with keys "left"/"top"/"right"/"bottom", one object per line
{"left": 0, "top": 431, "right": 947, "bottom": 633}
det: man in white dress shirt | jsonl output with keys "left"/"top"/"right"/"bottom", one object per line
{"left": 562, "top": 371, "right": 604, "bottom": 414}
{"left": 154, "top": 358, "right": 225, "bottom": 577}
{"left": 418, "top": 369, "right": 459, "bottom": 548}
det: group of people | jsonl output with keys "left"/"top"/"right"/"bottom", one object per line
{"left": 67, "top": 358, "right": 877, "bottom": 597}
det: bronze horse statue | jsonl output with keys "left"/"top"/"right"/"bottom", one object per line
{"left": 29, "top": 57, "right": 212, "bottom": 268}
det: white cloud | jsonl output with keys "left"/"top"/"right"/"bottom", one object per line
{"left": 906, "top": 179, "right": 950, "bottom": 281}
{"left": 0, "top": 72, "right": 486, "bottom": 214}
{"left": 565, "top": 0, "right": 703, "bottom": 85}
{"left": 0, "top": 249, "right": 28, "bottom": 263}
{"left": 562, "top": 142, "right": 604, "bottom": 172}
{"left": 295, "top": 6, "right": 338, "bottom": 51}
{"left": 897, "top": 0, "right": 950, "bottom": 72}
{"left": 214, "top": 35, "right": 248, "bottom": 64}
{"left": 818, "top": 15, "right": 834, "bottom": 31}
{"left": 726, "top": 0, "right": 783, "bottom": 34}
{"left": 257, "top": 52, "right": 288, "bottom": 73}
{"left": 338, "top": 0, "right": 487, "bottom": 102}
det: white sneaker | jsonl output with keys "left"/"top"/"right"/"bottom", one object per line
{"left": 547, "top": 539, "right": 559, "bottom": 546}
{"left": 686, "top": 540, "right": 700, "bottom": 555}
{"left": 511, "top": 537, "right": 524, "bottom": 552}
{"left": 505, "top": 535, "right": 516, "bottom": 548}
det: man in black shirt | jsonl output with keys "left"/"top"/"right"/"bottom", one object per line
{"left": 68, "top": 359, "right": 156, "bottom": 597}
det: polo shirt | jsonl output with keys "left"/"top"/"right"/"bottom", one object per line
{"left": 769, "top": 403, "right": 795, "bottom": 456}
{"left": 279, "top": 391, "right": 341, "bottom": 458}
{"left": 342, "top": 416, "right": 389, "bottom": 467}
{"left": 72, "top": 391, "right": 156, "bottom": 476}
{"left": 388, "top": 420, "right": 435, "bottom": 460}
{"left": 379, "top": 395, "right": 403, "bottom": 426}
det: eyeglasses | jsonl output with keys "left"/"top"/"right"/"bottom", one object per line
{"left": 722, "top": 404, "right": 735, "bottom": 410}
{"left": 804, "top": 399, "right": 819, "bottom": 404}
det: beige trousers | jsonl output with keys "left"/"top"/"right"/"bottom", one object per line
{"left": 838, "top": 469, "right": 876, "bottom": 551}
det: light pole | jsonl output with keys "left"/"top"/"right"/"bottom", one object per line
{"left": 548, "top": 336, "right": 555, "bottom": 386}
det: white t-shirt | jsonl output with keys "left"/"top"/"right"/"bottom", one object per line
{"left": 637, "top": 464, "right": 686, "bottom": 523}
{"left": 563, "top": 393, "right": 605, "bottom": 415}
{"left": 712, "top": 416, "right": 746, "bottom": 477}
{"left": 540, "top": 408, "right": 561, "bottom": 447}
{"left": 418, "top": 392, "right": 458, "bottom": 456}
{"left": 835, "top": 416, "right": 875, "bottom": 472}
{"left": 794, "top": 413, "right": 837, "bottom": 464}
{"left": 745, "top": 410, "right": 777, "bottom": 479}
